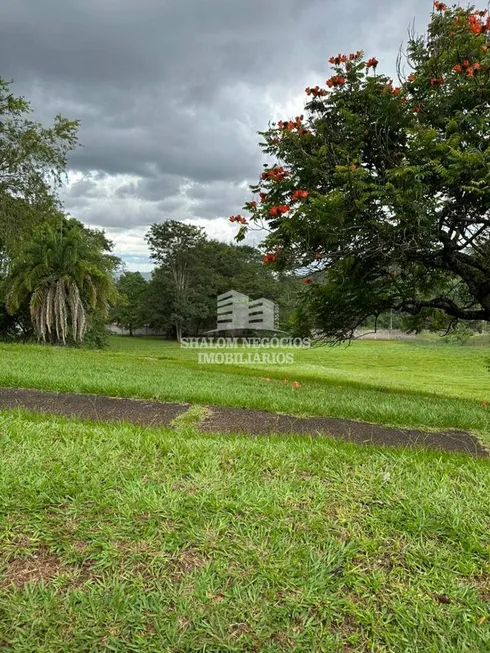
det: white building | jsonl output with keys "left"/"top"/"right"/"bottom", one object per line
{"left": 216, "top": 290, "right": 250, "bottom": 330}
{"left": 248, "top": 297, "right": 277, "bottom": 331}
{"left": 214, "top": 290, "right": 278, "bottom": 332}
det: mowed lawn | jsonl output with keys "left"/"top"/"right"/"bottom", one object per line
{"left": 0, "top": 412, "right": 489, "bottom": 651}
{"left": 0, "top": 336, "right": 490, "bottom": 439}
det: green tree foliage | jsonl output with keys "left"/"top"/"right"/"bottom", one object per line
{"left": 145, "top": 222, "right": 300, "bottom": 338}
{"left": 0, "top": 77, "right": 79, "bottom": 267}
{"left": 231, "top": 3, "right": 490, "bottom": 341}
{"left": 6, "top": 219, "right": 118, "bottom": 345}
{"left": 111, "top": 272, "right": 149, "bottom": 336}
{"left": 146, "top": 221, "right": 206, "bottom": 341}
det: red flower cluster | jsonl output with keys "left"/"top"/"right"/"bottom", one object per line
{"left": 292, "top": 190, "right": 309, "bottom": 201}
{"left": 329, "top": 54, "right": 348, "bottom": 65}
{"left": 408, "top": 73, "right": 416, "bottom": 82}
{"left": 468, "top": 12, "right": 490, "bottom": 35}
{"left": 278, "top": 115, "right": 305, "bottom": 133}
{"left": 366, "top": 57, "right": 379, "bottom": 69}
{"left": 393, "top": 87, "right": 402, "bottom": 96}
{"left": 327, "top": 76, "right": 345, "bottom": 88}
{"left": 269, "top": 205, "right": 290, "bottom": 216}
{"left": 455, "top": 59, "right": 483, "bottom": 76}
{"left": 433, "top": 1, "right": 447, "bottom": 11}
{"left": 329, "top": 52, "right": 362, "bottom": 65}
{"left": 263, "top": 253, "right": 276, "bottom": 264}
{"left": 305, "top": 86, "right": 328, "bottom": 97}
{"left": 430, "top": 75, "right": 444, "bottom": 86}
{"left": 261, "top": 167, "right": 288, "bottom": 182}
{"left": 259, "top": 192, "right": 268, "bottom": 203}
{"left": 248, "top": 201, "right": 257, "bottom": 209}
{"left": 467, "top": 64, "right": 480, "bottom": 76}
{"left": 229, "top": 215, "right": 247, "bottom": 225}
{"left": 303, "top": 278, "right": 313, "bottom": 284}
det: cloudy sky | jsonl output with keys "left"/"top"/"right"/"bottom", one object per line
{"left": 1, "top": 0, "right": 431, "bottom": 271}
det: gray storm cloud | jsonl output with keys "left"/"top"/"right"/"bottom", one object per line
{"left": 0, "top": 0, "right": 431, "bottom": 267}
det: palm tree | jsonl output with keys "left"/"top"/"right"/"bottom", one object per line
{"left": 6, "top": 219, "right": 118, "bottom": 344}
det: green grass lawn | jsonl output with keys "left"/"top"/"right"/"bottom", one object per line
{"left": 0, "top": 411, "right": 489, "bottom": 652}
{"left": 1, "top": 336, "right": 490, "bottom": 439}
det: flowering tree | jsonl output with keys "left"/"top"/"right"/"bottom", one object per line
{"left": 230, "top": 3, "right": 490, "bottom": 341}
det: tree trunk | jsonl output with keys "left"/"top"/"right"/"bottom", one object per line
{"left": 176, "top": 324, "right": 182, "bottom": 343}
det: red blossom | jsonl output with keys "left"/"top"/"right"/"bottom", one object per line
{"left": 329, "top": 54, "right": 348, "bottom": 65}
{"left": 229, "top": 215, "right": 247, "bottom": 225}
{"left": 453, "top": 64, "right": 462, "bottom": 73}
{"left": 366, "top": 57, "right": 379, "bottom": 69}
{"left": 270, "top": 203, "right": 291, "bottom": 216}
{"left": 468, "top": 14, "right": 484, "bottom": 35}
{"left": 292, "top": 190, "right": 309, "bottom": 201}
{"left": 326, "top": 75, "right": 346, "bottom": 88}
{"left": 303, "top": 278, "right": 313, "bottom": 284}
{"left": 430, "top": 76, "right": 444, "bottom": 86}
{"left": 393, "top": 87, "right": 401, "bottom": 96}
{"left": 305, "top": 85, "right": 328, "bottom": 97}
{"left": 261, "top": 166, "right": 288, "bottom": 183}
{"left": 348, "top": 51, "right": 362, "bottom": 61}
{"left": 263, "top": 253, "right": 276, "bottom": 264}
{"left": 433, "top": 1, "right": 447, "bottom": 11}
{"left": 259, "top": 192, "right": 267, "bottom": 203}
{"left": 408, "top": 73, "right": 416, "bottom": 82}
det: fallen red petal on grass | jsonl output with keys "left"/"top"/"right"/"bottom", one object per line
{"left": 291, "top": 381, "right": 301, "bottom": 389}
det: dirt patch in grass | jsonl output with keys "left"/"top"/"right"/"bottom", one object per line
{"left": 1, "top": 547, "right": 63, "bottom": 589}
{"left": 199, "top": 406, "right": 488, "bottom": 457}
{"left": 0, "top": 386, "right": 487, "bottom": 457}
{"left": 0, "top": 536, "right": 99, "bottom": 591}
{"left": 170, "top": 547, "right": 208, "bottom": 575}
{"left": 465, "top": 573, "right": 490, "bottom": 603}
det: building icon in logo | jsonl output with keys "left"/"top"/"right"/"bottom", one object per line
{"left": 215, "top": 290, "right": 278, "bottom": 332}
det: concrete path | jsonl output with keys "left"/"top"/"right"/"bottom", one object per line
{"left": 0, "top": 387, "right": 487, "bottom": 458}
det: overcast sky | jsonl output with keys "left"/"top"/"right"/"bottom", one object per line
{"left": 1, "top": 0, "right": 431, "bottom": 271}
